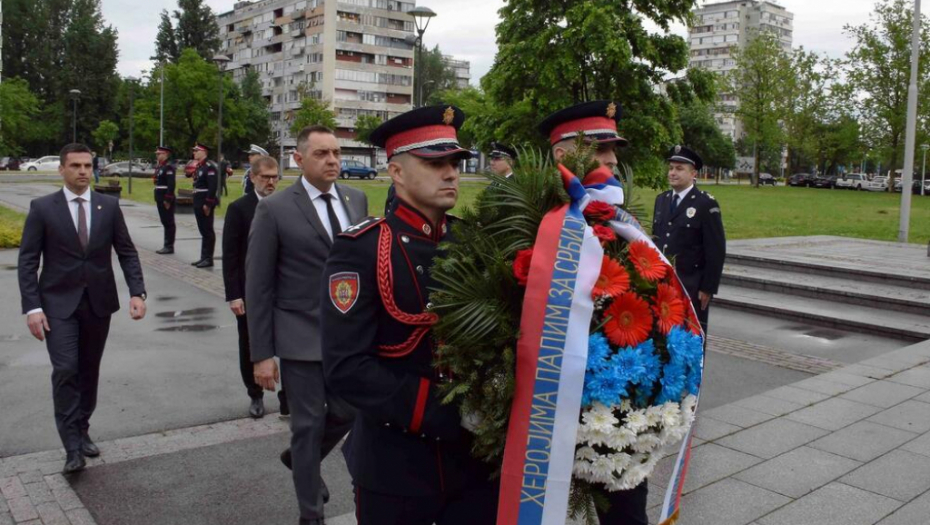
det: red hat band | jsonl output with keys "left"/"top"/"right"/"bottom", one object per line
{"left": 549, "top": 116, "right": 618, "bottom": 145}
{"left": 385, "top": 125, "right": 459, "bottom": 158}
{"left": 192, "top": 145, "right": 208, "bottom": 152}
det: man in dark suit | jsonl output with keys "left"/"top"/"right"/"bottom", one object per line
{"left": 222, "top": 155, "right": 287, "bottom": 419}
{"left": 18, "top": 143, "right": 147, "bottom": 474}
{"left": 652, "top": 145, "right": 726, "bottom": 333}
{"left": 247, "top": 125, "right": 368, "bottom": 525}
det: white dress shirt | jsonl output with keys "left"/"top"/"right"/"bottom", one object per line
{"left": 673, "top": 184, "right": 695, "bottom": 204}
{"left": 301, "top": 176, "right": 350, "bottom": 240}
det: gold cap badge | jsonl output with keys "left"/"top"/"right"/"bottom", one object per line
{"left": 443, "top": 107, "right": 455, "bottom": 125}
{"left": 606, "top": 103, "right": 617, "bottom": 119}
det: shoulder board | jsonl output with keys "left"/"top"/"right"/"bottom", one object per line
{"left": 703, "top": 191, "right": 716, "bottom": 200}
{"left": 339, "top": 216, "right": 385, "bottom": 238}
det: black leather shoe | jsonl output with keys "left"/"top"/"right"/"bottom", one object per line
{"left": 190, "top": 259, "right": 203, "bottom": 266}
{"left": 63, "top": 451, "right": 86, "bottom": 474}
{"left": 322, "top": 478, "right": 330, "bottom": 504}
{"left": 81, "top": 435, "right": 100, "bottom": 457}
{"left": 249, "top": 397, "right": 265, "bottom": 419}
{"left": 280, "top": 448, "right": 292, "bottom": 470}
{"left": 195, "top": 258, "right": 214, "bottom": 268}
{"left": 156, "top": 246, "right": 174, "bottom": 255}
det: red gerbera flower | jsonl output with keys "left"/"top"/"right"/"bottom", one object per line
{"left": 628, "top": 241, "right": 667, "bottom": 282}
{"left": 513, "top": 248, "right": 534, "bottom": 286}
{"left": 653, "top": 283, "right": 686, "bottom": 334}
{"left": 603, "top": 292, "right": 653, "bottom": 347}
{"left": 686, "top": 307, "right": 702, "bottom": 335}
{"left": 592, "top": 256, "right": 630, "bottom": 299}
{"left": 583, "top": 201, "right": 616, "bottom": 223}
{"left": 592, "top": 224, "right": 617, "bottom": 245}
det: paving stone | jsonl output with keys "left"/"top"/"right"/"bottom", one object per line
{"left": 14, "top": 473, "right": 41, "bottom": 486}
{"left": 681, "top": 443, "right": 763, "bottom": 493}
{"left": 886, "top": 367, "right": 930, "bottom": 389}
{"left": 840, "top": 364, "right": 897, "bottom": 380}
{"left": 699, "top": 404, "right": 774, "bottom": 429}
{"left": 23, "top": 482, "right": 54, "bottom": 504}
{"left": 65, "top": 508, "right": 96, "bottom": 525}
{"left": 717, "top": 418, "right": 829, "bottom": 459}
{"left": 0, "top": 478, "right": 25, "bottom": 500}
{"left": 760, "top": 385, "right": 831, "bottom": 407}
{"left": 35, "top": 502, "right": 70, "bottom": 525}
{"left": 867, "top": 350, "right": 930, "bottom": 368}
{"left": 839, "top": 380, "right": 924, "bottom": 408}
{"left": 867, "top": 400, "right": 930, "bottom": 434}
{"left": 692, "top": 416, "right": 741, "bottom": 442}
{"left": 6, "top": 497, "right": 38, "bottom": 522}
{"left": 734, "top": 446, "right": 861, "bottom": 498}
{"left": 841, "top": 449, "right": 930, "bottom": 502}
{"left": 914, "top": 390, "right": 930, "bottom": 404}
{"left": 876, "top": 490, "right": 930, "bottom": 525}
{"left": 857, "top": 357, "right": 918, "bottom": 374}
{"left": 51, "top": 487, "right": 83, "bottom": 512}
{"left": 790, "top": 377, "right": 858, "bottom": 396}
{"left": 0, "top": 511, "right": 12, "bottom": 525}
{"left": 678, "top": 478, "right": 790, "bottom": 525}
{"left": 733, "top": 394, "right": 804, "bottom": 417}
{"left": 816, "top": 371, "right": 875, "bottom": 388}
{"left": 42, "top": 476, "right": 68, "bottom": 492}
{"left": 785, "top": 397, "right": 883, "bottom": 431}
{"left": 808, "top": 421, "right": 918, "bottom": 462}
{"left": 757, "top": 482, "right": 901, "bottom": 525}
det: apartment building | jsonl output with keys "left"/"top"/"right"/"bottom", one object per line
{"left": 688, "top": 0, "right": 794, "bottom": 140}
{"left": 217, "top": 0, "right": 417, "bottom": 165}
{"left": 442, "top": 55, "right": 471, "bottom": 89}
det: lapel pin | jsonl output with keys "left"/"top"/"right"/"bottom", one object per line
{"left": 97, "top": 205, "right": 102, "bottom": 210}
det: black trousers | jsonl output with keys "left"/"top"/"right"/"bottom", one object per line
{"left": 44, "top": 293, "right": 112, "bottom": 452}
{"left": 691, "top": 295, "right": 710, "bottom": 335}
{"left": 154, "top": 192, "right": 175, "bottom": 248}
{"left": 354, "top": 479, "right": 499, "bottom": 525}
{"left": 280, "top": 359, "right": 355, "bottom": 524}
{"left": 192, "top": 193, "right": 215, "bottom": 260}
{"left": 599, "top": 482, "right": 649, "bottom": 525}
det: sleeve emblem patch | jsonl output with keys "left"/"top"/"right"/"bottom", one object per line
{"left": 329, "top": 272, "right": 360, "bottom": 314}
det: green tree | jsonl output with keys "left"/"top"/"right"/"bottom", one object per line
{"left": 437, "top": 86, "right": 494, "bottom": 149}
{"left": 480, "top": 0, "right": 707, "bottom": 189}
{"left": 354, "top": 114, "right": 382, "bottom": 167}
{"left": 420, "top": 45, "right": 459, "bottom": 106}
{"left": 730, "top": 31, "right": 792, "bottom": 187}
{"left": 239, "top": 69, "right": 272, "bottom": 149}
{"left": 678, "top": 100, "right": 736, "bottom": 174}
{"left": 153, "top": 10, "right": 180, "bottom": 63}
{"left": 845, "top": 0, "right": 930, "bottom": 189}
{"left": 92, "top": 120, "right": 119, "bottom": 156}
{"left": 0, "top": 78, "right": 45, "bottom": 155}
{"left": 782, "top": 49, "right": 833, "bottom": 174}
{"left": 290, "top": 92, "right": 337, "bottom": 136}
{"left": 174, "top": 0, "right": 222, "bottom": 62}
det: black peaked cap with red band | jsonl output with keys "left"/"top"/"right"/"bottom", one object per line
{"left": 155, "top": 146, "right": 173, "bottom": 155}
{"left": 192, "top": 142, "right": 210, "bottom": 152}
{"left": 538, "top": 100, "right": 628, "bottom": 147}
{"left": 370, "top": 105, "right": 471, "bottom": 160}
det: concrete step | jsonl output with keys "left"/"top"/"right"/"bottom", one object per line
{"left": 722, "top": 263, "right": 930, "bottom": 316}
{"left": 714, "top": 285, "right": 930, "bottom": 342}
{"left": 726, "top": 252, "right": 930, "bottom": 291}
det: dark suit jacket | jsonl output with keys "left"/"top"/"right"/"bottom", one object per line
{"left": 18, "top": 189, "right": 145, "bottom": 318}
{"left": 652, "top": 186, "right": 726, "bottom": 299}
{"left": 246, "top": 180, "right": 368, "bottom": 363}
{"left": 222, "top": 192, "right": 258, "bottom": 302}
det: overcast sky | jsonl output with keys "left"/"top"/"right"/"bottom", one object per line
{"left": 105, "top": 0, "right": 879, "bottom": 83}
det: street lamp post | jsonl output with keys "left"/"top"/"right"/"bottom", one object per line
{"left": 419, "top": 80, "right": 435, "bottom": 109}
{"left": 127, "top": 78, "right": 136, "bottom": 195}
{"left": 212, "top": 55, "right": 232, "bottom": 165}
{"left": 159, "top": 61, "right": 166, "bottom": 147}
{"left": 898, "top": 0, "right": 922, "bottom": 243}
{"left": 922, "top": 144, "right": 929, "bottom": 196}
{"left": 407, "top": 6, "right": 437, "bottom": 108}
{"left": 69, "top": 89, "right": 81, "bottom": 143}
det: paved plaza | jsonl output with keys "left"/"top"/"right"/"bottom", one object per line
{"left": 1, "top": 181, "right": 929, "bottom": 524}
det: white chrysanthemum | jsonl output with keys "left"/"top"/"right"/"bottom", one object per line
{"left": 609, "top": 452, "right": 632, "bottom": 472}
{"left": 573, "top": 459, "right": 592, "bottom": 477}
{"left": 681, "top": 395, "right": 697, "bottom": 414}
{"left": 624, "top": 410, "right": 649, "bottom": 433}
{"left": 631, "top": 433, "right": 662, "bottom": 453}
{"left": 584, "top": 429, "right": 612, "bottom": 448}
{"left": 591, "top": 456, "right": 616, "bottom": 481}
{"left": 575, "top": 446, "right": 598, "bottom": 462}
{"left": 607, "top": 426, "right": 637, "bottom": 450}
{"left": 582, "top": 403, "right": 620, "bottom": 433}
{"left": 619, "top": 462, "right": 649, "bottom": 490}
{"left": 620, "top": 399, "right": 633, "bottom": 413}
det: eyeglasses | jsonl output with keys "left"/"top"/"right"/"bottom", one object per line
{"left": 254, "top": 175, "right": 279, "bottom": 182}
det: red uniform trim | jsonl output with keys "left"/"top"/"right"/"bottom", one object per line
{"left": 393, "top": 203, "right": 447, "bottom": 242}
{"left": 549, "top": 115, "right": 618, "bottom": 145}
{"left": 409, "top": 377, "right": 430, "bottom": 434}
{"left": 385, "top": 124, "right": 457, "bottom": 158}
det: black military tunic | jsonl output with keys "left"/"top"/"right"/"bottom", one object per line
{"left": 192, "top": 160, "right": 219, "bottom": 261}
{"left": 321, "top": 199, "right": 497, "bottom": 521}
{"left": 153, "top": 161, "right": 176, "bottom": 249}
{"left": 652, "top": 186, "right": 726, "bottom": 330}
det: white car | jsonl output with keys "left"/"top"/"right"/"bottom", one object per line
{"left": 20, "top": 155, "right": 60, "bottom": 172}
{"left": 835, "top": 173, "right": 868, "bottom": 190}
{"left": 867, "top": 176, "right": 892, "bottom": 191}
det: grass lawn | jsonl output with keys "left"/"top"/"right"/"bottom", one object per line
{"left": 104, "top": 174, "right": 930, "bottom": 243}
{"left": 0, "top": 206, "right": 26, "bottom": 248}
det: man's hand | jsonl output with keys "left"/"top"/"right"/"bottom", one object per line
{"left": 129, "top": 297, "right": 147, "bottom": 320}
{"left": 254, "top": 358, "right": 279, "bottom": 391}
{"left": 699, "top": 291, "right": 712, "bottom": 311}
{"left": 203, "top": 205, "right": 211, "bottom": 217}
{"left": 163, "top": 201, "right": 171, "bottom": 210}
{"left": 229, "top": 299, "right": 245, "bottom": 316}
{"left": 26, "top": 312, "right": 50, "bottom": 341}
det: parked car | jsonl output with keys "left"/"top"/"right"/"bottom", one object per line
{"left": 20, "top": 155, "right": 60, "bottom": 172}
{"left": 759, "top": 173, "right": 777, "bottom": 186}
{"left": 0, "top": 157, "right": 21, "bottom": 170}
{"left": 788, "top": 173, "right": 813, "bottom": 187}
{"left": 893, "top": 178, "right": 924, "bottom": 194}
{"left": 811, "top": 174, "right": 838, "bottom": 189}
{"left": 339, "top": 159, "right": 377, "bottom": 180}
{"left": 102, "top": 161, "right": 155, "bottom": 178}
{"left": 866, "top": 176, "right": 896, "bottom": 191}
{"left": 835, "top": 173, "right": 868, "bottom": 190}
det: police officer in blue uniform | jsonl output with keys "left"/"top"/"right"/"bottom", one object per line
{"left": 153, "top": 146, "right": 176, "bottom": 255}
{"left": 321, "top": 105, "right": 498, "bottom": 524}
{"left": 488, "top": 141, "right": 517, "bottom": 179}
{"left": 190, "top": 143, "right": 219, "bottom": 268}
{"left": 652, "top": 145, "right": 726, "bottom": 333}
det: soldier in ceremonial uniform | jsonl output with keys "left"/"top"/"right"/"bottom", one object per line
{"left": 652, "top": 146, "right": 726, "bottom": 334}
{"left": 190, "top": 143, "right": 219, "bottom": 268}
{"left": 321, "top": 105, "right": 498, "bottom": 524}
{"left": 153, "top": 146, "right": 176, "bottom": 255}
{"left": 488, "top": 141, "right": 517, "bottom": 178}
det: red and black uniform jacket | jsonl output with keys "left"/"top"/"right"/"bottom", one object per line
{"left": 153, "top": 161, "right": 176, "bottom": 203}
{"left": 192, "top": 160, "right": 219, "bottom": 208}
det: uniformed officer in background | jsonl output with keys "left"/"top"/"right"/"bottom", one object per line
{"left": 487, "top": 141, "right": 517, "bottom": 179}
{"left": 153, "top": 146, "right": 176, "bottom": 255}
{"left": 321, "top": 105, "right": 498, "bottom": 524}
{"left": 190, "top": 143, "right": 218, "bottom": 268}
{"left": 652, "top": 145, "right": 726, "bottom": 334}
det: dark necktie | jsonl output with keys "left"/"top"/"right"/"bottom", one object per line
{"left": 75, "top": 197, "right": 89, "bottom": 250}
{"left": 670, "top": 193, "right": 680, "bottom": 215}
{"left": 320, "top": 193, "right": 342, "bottom": 238}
